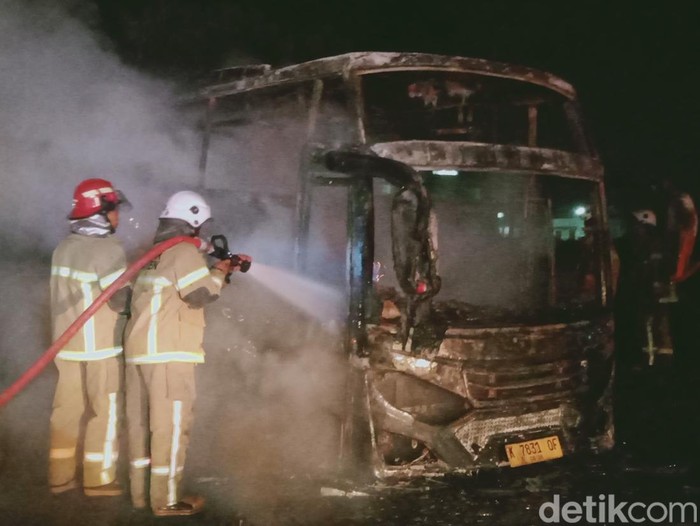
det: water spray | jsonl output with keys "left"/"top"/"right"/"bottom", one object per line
{"left": 244, "top": 262, "right": 345, "bottom": 323}
{"left": 206, "top": 233, "right": 343, "bottom": 322}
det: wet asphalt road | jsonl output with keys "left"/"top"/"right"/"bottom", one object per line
{"left": 1, "top": 354, "right": 698, "bottom": 526}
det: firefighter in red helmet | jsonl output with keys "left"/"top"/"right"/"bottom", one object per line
{"left": 48, "top": 178, "right": 131, "bottom": 496}
{"left": 68, "top": 178, "right": 129, "bottom": 223}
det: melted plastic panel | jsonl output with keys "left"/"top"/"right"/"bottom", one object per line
{"left": 366, "top": 318, "right": 614, "bottom": 475}
{"left": 374, "top": 371, "right": 468, "bottom": 425}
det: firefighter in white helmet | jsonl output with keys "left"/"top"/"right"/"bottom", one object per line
{"left": 632, "top": 209, "right": 657, "bottom": 227}
{"left": 49, "top": 178, "right": 131, "bottom": 496}
{"left": 124, "top": 191, "right": 249, "bottom": 516}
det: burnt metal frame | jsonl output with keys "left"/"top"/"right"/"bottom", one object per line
{"left": 196, "top": 50, "right": 614, "bottom": 355}
{"left": 196, "top": 51, "right": 614, "bottom": 350}
{"left": 195, "top": 54, "right": 615, "bottom": 478}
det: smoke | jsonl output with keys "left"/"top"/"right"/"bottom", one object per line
{"left": 0, "top": 0, "right": 204, "bottom": 465}
{"left": 247, "top": 263, "right": 345, "bottom": 322}
{"left": 184, "top": 270, "right": 348, "bottom": 523}
{"left": 11, "top": 4, "right": 224, "bottom": 254}
{"left": 0, "top": 1, "right": 348, "bottom": 521}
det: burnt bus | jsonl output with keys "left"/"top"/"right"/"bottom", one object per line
{"left": 195, "top": 52, "right": 615, "bottom": 479}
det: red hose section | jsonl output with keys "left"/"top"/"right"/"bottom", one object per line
{"left": 0, "top": 236, "right": 202, "bottom": 408}
{"left": 674, "top": 227, "right": 698, "bottom": 282}
{"left": 675, "top": 260, "right": 700, "bottom": 283}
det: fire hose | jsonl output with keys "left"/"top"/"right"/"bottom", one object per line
{"left": 0, "top": 235, "right": 204, "bottom": 408}
{"left": 675, "top": 260, "right": 700, "bottom": 283}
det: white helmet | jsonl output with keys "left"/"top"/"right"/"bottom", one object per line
{"left": 632, "top": 209, "right": 656, "bottom": 226}
{"left": 160, "top": 191, "right": 211, "bottom": 227}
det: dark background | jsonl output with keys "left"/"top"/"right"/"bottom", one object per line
{"left": 87, "top": 0, "right": 700, "bottom": 206}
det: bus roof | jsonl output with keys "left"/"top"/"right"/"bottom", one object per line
{"left": 199, "top": 52, "right": 576, "bottom": 100}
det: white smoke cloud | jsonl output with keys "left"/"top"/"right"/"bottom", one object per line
{"left": 0, "top": 0, "right": 202, "bottom": 252}
{"left": 0, "top": 2, "right": 348, "bottom": 520}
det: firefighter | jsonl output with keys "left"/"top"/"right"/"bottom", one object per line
{"left": 124, "top": 191, "right": 247, "bottom": 516}
{"left": 663, "top": 179, "right": 698, "bottom": 282}
{"left": 49, "top": 178, "right": 131, "bottom": 496}
{"left": 615, "top": 209, "right": 663, "bottom": 367}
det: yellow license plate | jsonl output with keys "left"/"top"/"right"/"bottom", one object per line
{"left": 505, "top": 435, "right": 563, "bottom": 467}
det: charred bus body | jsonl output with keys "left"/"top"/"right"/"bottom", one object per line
{"left": 196, "top": 53, "right": 615, "bottom": 479}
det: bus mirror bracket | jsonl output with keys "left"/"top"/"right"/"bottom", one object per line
{"left": 323, "top": 148, "right": 441, "bottom": 339}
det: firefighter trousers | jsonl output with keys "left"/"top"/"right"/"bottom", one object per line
{"left": 126, "top": 362, "right": 196, "bottom": 510}
{"left": 49, "top": 357, "right": 121, "bottom": 488}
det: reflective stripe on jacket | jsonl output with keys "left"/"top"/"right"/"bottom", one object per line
{"left": 50, "top": 234, "right": 127, "bottom": 361}
{"left": 124, "top": 242, "right": 224, "bottom": 364}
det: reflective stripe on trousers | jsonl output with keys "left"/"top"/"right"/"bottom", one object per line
{"left": 83, "top": 391, "right": 119, "bottom": 487}
{"left": 125, "top": 363, "right": 195, "bottom": 510}
{"left": 168, "top": 401, "right": 183, "bottom": 505}
{"left": 149, "top": 401, "right": 185, "bottom": 505}
{"left": 49, "top": 358, "right": 121, "bottom": 488}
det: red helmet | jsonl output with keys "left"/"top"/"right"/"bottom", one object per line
{"left": 68, "top": 178, "right": 129, "bottom": 220}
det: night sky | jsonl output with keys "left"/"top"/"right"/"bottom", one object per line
{"left": 91, "top": 0, "right": 700, "bottom": 205}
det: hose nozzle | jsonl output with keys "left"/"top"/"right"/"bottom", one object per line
{"left": 210, "top": 234, "right": 252, "bottom": 280}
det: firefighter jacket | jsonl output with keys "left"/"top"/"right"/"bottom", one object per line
{"left": 124, "top": 242, "right": 225, "bottom": 364}
{"left": 50, "top": 234, "right": 127, "bottom": 361}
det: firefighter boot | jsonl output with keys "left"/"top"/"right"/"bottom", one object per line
{"left": 84, "top": 480, "right": 123, "bottom": 497}
{"left": 50, "top": 479, "right": 79, "bottom": 495}
{"left": 153, "top": 495, "right": 205, "bottom": 517}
